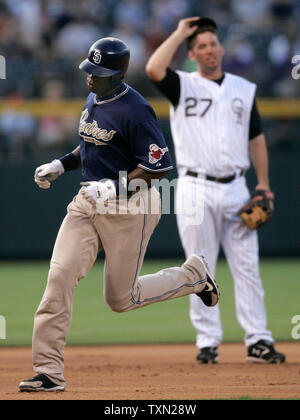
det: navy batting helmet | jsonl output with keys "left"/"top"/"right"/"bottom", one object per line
{"left": 79, "top": 37, "right": 130, "bottom": 78}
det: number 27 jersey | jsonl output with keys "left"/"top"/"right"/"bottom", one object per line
{"left": 169, "top": 71, "right": 256, "bottom": 176}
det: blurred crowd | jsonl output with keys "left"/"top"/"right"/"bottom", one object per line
{"left": 0, "top": 0, "right": 299, "bottom": 160}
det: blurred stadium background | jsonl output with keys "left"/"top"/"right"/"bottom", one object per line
{"left": 0, "top": 0, "right": 299, "bottom": 346}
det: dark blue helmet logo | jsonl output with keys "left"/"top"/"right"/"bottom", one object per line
{"left": 79, "top": 37, "right": 130, "bottom": 78}
{"left": 92, "top": 49, "right": 102, "bottom": 65}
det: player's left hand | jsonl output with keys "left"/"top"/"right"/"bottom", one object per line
{"left": 81, "top": 179, "right": 117, "bottom": 204}
{"left": 237, "top": 189, "right": 274, "bottom": 230}
{"left": 34, "top": 159, "right": 65, "bottom": 189}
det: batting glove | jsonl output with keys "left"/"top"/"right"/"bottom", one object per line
{"left": 80, "top": 179, "right": 117, "bottom": 204}
{"left": 34, "top": 159, "right": 65, "bottom": 189}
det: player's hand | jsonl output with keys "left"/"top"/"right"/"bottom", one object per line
{"left": 80, "top": 179, "right": 117, "bottom": 204}
{"left": 255, "top": 186, "right": 275, "bottom": 211}
{"left": 34, "top": 159, "right": 65, "bottom": 189}
{"left": 175, "top": 17, "right": 201, "bottom": 39}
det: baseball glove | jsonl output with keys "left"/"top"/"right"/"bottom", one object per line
{"left": 238, "top": 189, "right": 274, "bottom": 230}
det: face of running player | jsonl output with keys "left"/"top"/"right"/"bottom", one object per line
{"left": 86, "top": 74, "right": 117, "bottom": 97}
{"left": 188, "top": 31, "right": 224, "bottom": 76}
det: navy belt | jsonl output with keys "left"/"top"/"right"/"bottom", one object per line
{"left": 186, "top": 170, "right": 245, "bottom": 184}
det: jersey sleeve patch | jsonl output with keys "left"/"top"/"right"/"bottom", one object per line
{"left": 130, "top": 119, "right": 173, "bottom": 172}
{"left": 149, "top": 144, "right": 169, "bottom": 164}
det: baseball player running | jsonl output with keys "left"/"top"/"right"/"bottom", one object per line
{"left": 146, "top": 17, "right": 285, "bottom": 364}
{"left": 19, "top": 37, "right": 219, "bottom": 392}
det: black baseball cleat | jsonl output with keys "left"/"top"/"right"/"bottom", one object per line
{"left": 197, "top": 347, "right": 219, "bottom": 364}
{"left": 195, "top": 256, "right": 220, "bottom": 307}
{"left": 183, "top": 254, "right": 219, "bottom": 306}
{"left": 19, "top": 374, "right": 65, "bottom": 392}
{"left": 247, "top": 340, "right": 286, "bottom": 364}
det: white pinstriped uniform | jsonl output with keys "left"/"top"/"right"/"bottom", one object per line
{"left": 171, "top": 71, "right": 274, "bottom": 348}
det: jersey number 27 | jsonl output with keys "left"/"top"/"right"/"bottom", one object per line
{"left": 185, "top": 97, "right": 212, "bottom": 117}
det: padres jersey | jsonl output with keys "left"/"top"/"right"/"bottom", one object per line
{"left": 79, "top": 82, "right": 173, "bottom": 181}
{"left": 158, "top": 71, "right": 257, "bottom": 176}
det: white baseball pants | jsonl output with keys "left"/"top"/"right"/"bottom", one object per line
{"left": 176, "top": 174, "right": 274, "bottom": 349}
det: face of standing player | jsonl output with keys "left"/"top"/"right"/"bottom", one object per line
{"left": 86, "top": 74, "right": 119, "bottom": 98}
{"left": 188, "top": 31, "right": 224, "bottom": 78}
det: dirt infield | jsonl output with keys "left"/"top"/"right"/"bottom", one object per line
{"left": 0, "top": 342, "right": 299, "bottom": 400}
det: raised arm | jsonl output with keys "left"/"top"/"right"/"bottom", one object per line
{"left": 145, "top": 16, "right": 200, "bottom": 82}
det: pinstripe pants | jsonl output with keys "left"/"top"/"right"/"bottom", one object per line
{"left": 176, "top": 174, "right": 274, "bottom": 350}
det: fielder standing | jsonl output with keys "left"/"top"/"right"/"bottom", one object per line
{"left": 146, "top": 17, "right": 285, "bottom": 364}
{"left": 19, "top": 37, "right": 219, "bottom": 392}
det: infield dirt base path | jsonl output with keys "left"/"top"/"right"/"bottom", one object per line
{"left": 0, "top": 342, "right": 299, "bottom": 400}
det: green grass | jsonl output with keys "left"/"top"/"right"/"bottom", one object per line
{"left": 0, "top": 258, "right": 299, "bottom": 347}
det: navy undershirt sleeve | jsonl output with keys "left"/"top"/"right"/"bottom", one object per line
{"left": 153, "top": 68, "right": 180, "bottom": 107}
{"left": 249, "top": 99, "right": 262, "bottom": 140}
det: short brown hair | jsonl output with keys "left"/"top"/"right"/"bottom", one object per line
{"left": 186, "top": 17, "right": 219, "bottom": 50}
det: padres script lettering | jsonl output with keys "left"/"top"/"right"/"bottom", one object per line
{"left": 79, "top": 109, "right": 116, "bottom": 145}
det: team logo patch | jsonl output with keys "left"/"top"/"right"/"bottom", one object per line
{"left": 92, "top": 49, "right": 102, "bottom": 64}
{"left": 149, "top": 144, "right": 168, "bottom": 164}
{"left": 232, "top": 98, "right": 244, "bottom": 125}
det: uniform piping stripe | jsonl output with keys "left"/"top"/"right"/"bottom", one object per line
{"left": 93, "top": 85, "right": 130, "bottom": 105}
{"left": 137, "top": 164, "right": 173, "bottom": 173}
{"left": 132, "top": 278, "right": 206, "bottom": 305}
{"left": 131, "top": 208, "right": 206, "bottom": 305}
{"left": 131, "top": 212, "right": 148, "bottom": 305}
